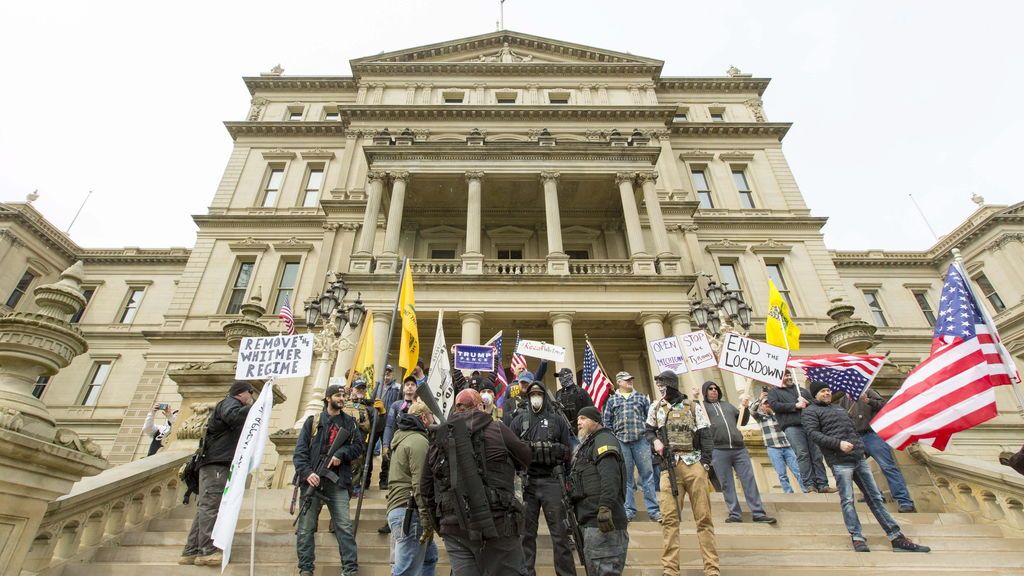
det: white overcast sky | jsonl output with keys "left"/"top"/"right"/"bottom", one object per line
{"left": 1, "top": 1, "right": 1020, "bottom": 251}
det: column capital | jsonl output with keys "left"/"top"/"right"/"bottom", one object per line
{"left": 637, "top": 171, "right": 659, "bottom": 184}
{"left": 539, "top": 171, "right": 560, "bottom": 183}
{"left": 615, "top": 171, "right": 637, "bottom": 185}
{"left": 637, "top": 311, "right": 665, "bottom": 325}
{"left": 465, "top": 171, "right": 486, "bottom": 182}
{"left": 459, "top": 311, "right": 484, "bottom": 323}
{"left": 367, "top": 170, "right": 387, "bottom": 183}
{"left": 390, "top": 170, "right": 411, "bottom": 182}
{"left": 548, "top": 311, "right": 575, "bottom": 325}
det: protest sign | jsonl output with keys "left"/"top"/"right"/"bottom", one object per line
{"left": 453, "top": 344, "right": 496, "bottom": 371}
{"left": 680, "top": 331, "right": 717, "bottom": 370}
{"left": 426, "top": 313, "right": 455, "bottom": 418}
{"left": 649, "top": 336, "right": 689, "bottom": 374}
{"left": 716, "top": 333, "right": 788, "bottom": 387}
{"left": 235, "top": 334, "right": 314, "bottom": 380}
{"left": 516, "top": 339, "right": 566, "bottom": 363}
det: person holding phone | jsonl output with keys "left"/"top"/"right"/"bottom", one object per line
{"left": 143, "top": 402, "right": 178, "bottom": 456}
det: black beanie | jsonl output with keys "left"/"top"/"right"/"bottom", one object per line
{"left": 229, "top": 380, "right": 255, "bottom": 396}
{"left": 809, "top": 380, "right": 830, "bottom": 397}
{"left": 578, "top": 406, "right": 602, "bottom": 424}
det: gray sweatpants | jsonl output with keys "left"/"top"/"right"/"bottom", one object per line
{"left": 182, "top": 464, "right": 229, "bottom": 557}
{"left": 711, "top": 448, "right": 767, "bottom": 519}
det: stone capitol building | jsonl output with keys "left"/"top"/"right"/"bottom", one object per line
{"left": 1, "top": 31, "right": 1022, "bottom": 575}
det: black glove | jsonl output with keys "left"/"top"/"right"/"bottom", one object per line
{"left": 597, "top": 505, "right": 614, "bottom": 533}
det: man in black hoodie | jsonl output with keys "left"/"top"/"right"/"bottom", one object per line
{"left": 802, "top": 380, "right": 930, "bottom": 554}
{"left": 702, "top": 381, "right": 776, "bottom": 524}
{"left": 766, "top": 372, "right": 833, "bottom": 493}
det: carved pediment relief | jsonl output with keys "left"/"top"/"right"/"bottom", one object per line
{"left": 419, "top": 225, "right": 465, "bottom": 239}
{"left": 229, "top": 237, "right": 270, "bottom": 252}
{"left": 750, "top": 238, "right": 793, "bottom": 254}
{"left": 486, "top": 225, "right": 534, "bottom": 240}
{"left": 704, "top": 238, "right": 748, "bottom": 254}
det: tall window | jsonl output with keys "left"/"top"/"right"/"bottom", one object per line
{"left": 710, "top": 112, "right": 725, "bottom": 122}
{"left": 765, "top": 263, "right": 796, "bottom": 314}
{"left": 287, "top": 109, "right": 303, "bottom": 121}
{"left": 119, "top": 288, "right": 144, "bottom": 323}
{"left": 32, "top": 375, "right": 50, "bottom": 399}
{"left": 81, "top": 362, "right": 112, "bottom": 406}
{"left": 691, "top": 169, "right": 714, "bottom": 208}
{"left": 430, "top": 248, "right": 456, "bottom": 259}
{"left": 324, "top": 110, "right": 340, "bottom": 121}
{"left": 718, "top": 262, "right": 744, "bottom": 299}
{"left": 225, "top": 261, "right": 255, "bottom": 314}
{"left": 5, "top": 270, "right": 35, "bottom": 308}
{"left": 732, "top": 169, "right": 756, "bottom": 209}
{"left": 301, "top": 168, "right": 323, "bottom": 207}
{"left": 565, "top": 249, "right": 590, "bottom": 260}
{"left": 262, "top": 168, "right": 284, "bottom": 207}
{"left": 912, "top": 290, "right": 936, "bottom": 327}
{"left": 70, "top": 287, "right": 96, "bottom": 323}
{"left": 862, "top": 290, "right": 888, "bottom": 327}
{"left": 496, "top": 248, "right": 523, "bottom": 259}
{"left": 973, "top": 273, "right": 1006, "bottom": 313}
{"left": 273, "top": 261, "right": 300, "bottom": 313}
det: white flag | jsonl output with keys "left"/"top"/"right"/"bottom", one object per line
{"left": 426, "top": 312, "right": 455, "bottom": 418}
{"left": 212, "top": 378, "right": 275, "bottom": 570}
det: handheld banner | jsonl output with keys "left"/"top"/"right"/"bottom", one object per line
{"left": 516, "top": 339, "right": 566, "bottom": 363}
{"left": 426, "top": 313, "right": 455, "bottom": 418}
{"left": 649, "top": 336, "right": 689, "bottom": 374}
{"left": 716, "top": 333, "right": 789, "bottom": 387}
{"left": 680, "top": 331, "right": 717, "bottom": 370}
{"left": 235, "top": 334, "right": 314, "bottom": 380}
{"left": 453, "top": 344, "right": 496, "bottom": 371}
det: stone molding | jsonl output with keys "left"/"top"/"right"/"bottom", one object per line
{"left": 718, "top": 150, "right": 756, "bottom": 162}
{"left": 657, "top": 77, "right": 770, "bottom": 94}
{"left": 338, "top": 105, "right": 678, "bottom": 123}
{"left": 272, "top": 237, "right": 314, "bottom": 252}
{"left": 261, "top": 148, "right": 296, "bottom": 160}
{"left": 228, "top": 237, "right": 270, "bottom": 252}
{"left": 678, "top": 149, "right": 715, "bottom": 161}
{"left": 668, "top": 122, "right": 791, "bottom": 140}
{"left": 225, "top": 122, "right": 347, "bottom": 139}
{"left": 243, "top": 76, "right": 357, "bottom": 95}
{"left": 750, "top": 238, "right": 793, "bottom": 254}
{"left": 704, "top": 238, "right": 748, "bottom": 253}
{"left": 299, "top": 148, "right": 335, "bottom": 160}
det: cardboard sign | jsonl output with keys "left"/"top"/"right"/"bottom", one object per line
{"left": 516, "top": 339, "right": 566, "bottom": 363}
{"left": 235, "top": 334, "right": 314, "bottom": 380}
{"left": 453, "top": 344, "right": 496, "bottom": 371}
{"left": 680, "top": 331, "right": 717, "bottom": 370}
{"left": 716, "top": 333, "right": 788, "bottom": 387}
{"left": 649, "top": 336, "right": 689, "bottom": 374}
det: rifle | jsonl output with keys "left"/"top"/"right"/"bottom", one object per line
{"left": 293, "top": 423, "right": 350, "bottom": 526}
{"left": 553, "top": 464, "right": 591, "bottom": 576}
{"left": 656, "top": 406, "right": 683, "bottom": 519}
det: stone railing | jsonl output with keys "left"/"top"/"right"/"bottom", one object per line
{"left": 569, "top": 259, "right": 633, "bottom": 275}
{"left": 910, "top": 445, "right": 1024, "bottom": 531}
{"left": 410, "top": 259, "right": 462, "bottom": 275}
{"left": 483, "top": 259, "right": 547, "bottom": 275}
{"left": 22, "top": 450, "right": 190, "bottom": 574}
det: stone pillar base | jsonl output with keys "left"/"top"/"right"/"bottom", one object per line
{"left": 461, "top": 253, "right": 484, "bottom": 274}
{"left": 269, "top": 429, "right": 299, "bottom": 489}
{"left": 630, "top": 255, "right": 657, "bottom": 275}
{"left": 349, "top": 254, "right": 374, "bottom": 273}
{"left": 375, "top": 254, "right": 400, "bottom": 274}
{"left": 656, "top": 254, "right": 683, "bottom": 275}
{"left": 546, "top": 253, "right": 570, "bottom": 276}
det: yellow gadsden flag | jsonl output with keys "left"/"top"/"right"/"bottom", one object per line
{"left": 766, "top": 279, "right": 800, "bottom": 350}
{"left": 398, "top": 264, "right": 419, "bottom": 379}
{"left": 351, "top": 310, "right": 376, "bottom": 394}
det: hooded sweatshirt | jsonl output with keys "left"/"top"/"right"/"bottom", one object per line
{"left": 386, "top": 412, "right": 431, "bottom": 517}
{"left": 701, "top": 381, "right": 749, "bottom": 450}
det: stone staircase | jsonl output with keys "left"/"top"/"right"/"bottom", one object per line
{"left": 55, "top": 484, "right": 1024, "bottom": 576}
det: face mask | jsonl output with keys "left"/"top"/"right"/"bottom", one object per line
{"left": 530, "top": 395, "right": 544, "bottom": 411}
{"left": 481, "top": 392, "right": 494, "bottom": 406}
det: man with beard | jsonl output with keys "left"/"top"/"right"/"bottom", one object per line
{"left": 421, "top": 388, "right": 532, "bottom": 575}
{"left": 512, "top": 381, "right": 577, "bottom": 576}
{"left": 645, "top": 371, "right": 719, "bottom": 576}
{"left": 767, "top": 372, "right": 834, "bottom": 493}
{"left": 570, "top": 406, "right": 628, "bottom": 576}
{"left": 293, "top": 384, "right": 364, "bottom": 576}
{"left": 386, "top": 400, "right": 439, "bottom": 576}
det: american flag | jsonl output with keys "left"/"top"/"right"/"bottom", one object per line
{"left": 510, "top": 330, "right": 528, "bottom": 376}
{"left": 278, "top": 297, "right": 296, "bottom": 336}
{"left": 871, "top": 264, "right": 1019, "bottom": 451}
{"left": 487, "top": 331, "right": 509, "bottom": 408}
{"left": 787, "top": 354, "right": 886, "bottom": 400}
{"left": 582, "top": 340, "right": 613, "bottom": 411}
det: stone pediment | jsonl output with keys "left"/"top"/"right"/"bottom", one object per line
{"left": 351, "top": 31, "right": 663, "bottom": 68}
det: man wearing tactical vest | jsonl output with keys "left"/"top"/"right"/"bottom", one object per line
{"left": 645, "top": 370, "right": 720, "bottom": 576}
{"left": 554, "top": 368, "right": 594, "bottom": 440}
{"left": 512, "top": 381, "right": 577, "bottom": 576}
{"left": 570, "top": 406, "right": 629, "bottom": 576}
{"left": 421, "top": 388, "right": 532, "bottom": 575}
{"left": 344, "top": 379, "right": 372, "bottom": 494}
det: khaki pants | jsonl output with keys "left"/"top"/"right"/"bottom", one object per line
{"left": 659, "top": 460, "right": 720, "bottom": 576}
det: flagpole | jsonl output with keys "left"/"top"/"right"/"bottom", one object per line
{"left": 249, "top": 473, "right": 257, "bottom": 576}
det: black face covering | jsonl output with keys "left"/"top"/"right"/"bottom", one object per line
{"left": 663, "top": 385, "right": 683, "bottom": 405}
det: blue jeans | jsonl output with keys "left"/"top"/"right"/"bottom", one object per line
{"left": 296, "top": 482, "right": 358, "bottom": 575}
{"left": 784, "top": 425, "right": 830, "bottom": 489}
{"left": 620, "top": 437, "right": 660, "bottom": 520}
{"left": 766, "top": 446, "right": 806, "bottom": 493}
{"left": 832, "top": 459, "right": 902, "bottom": 543}
{"left": 861, "top": 430, "right": 914, "bottom": 507}
{"left": 387, "top": 508, "right": 437, "bottom": 576}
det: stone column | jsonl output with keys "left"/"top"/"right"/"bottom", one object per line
{"left": 373, "top": 311, "right": 392, "bottom": 383}
{"left": 616, "top": 172, "right": 656, "bottom": 274}
{"left": 462, "top": 171, "right": 485, "bottom": 274}
{"left": 350, "top": 170, "right": 386, "bottom": 273}
{"left": 639, "top": 312, "right": 667, "bottom": 385}
{"left": 639, "top": 171, "right": 682, "bottom": 275}
{"left": 460, "top": 311, "right": 483, "bottom": 345}
{"left": 541, "top": 171, "right": 569, "bottom": 275}
{"left": 549, "top": 312, "right": 576, "bottom": 374}
{"left": 377, "top": 171, "right": 410, "bottom": 274}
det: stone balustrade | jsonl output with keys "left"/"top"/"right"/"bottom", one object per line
{"left": 22, "top": 450, "right": 190, "bottom": 574}
{"left": 483, "top": 259, "right": 547, "bottom": 275}
{"left": 410, "top": 260, "right": 462, "bottom": 275}
{"left": 569, "top": 259, "right": 633, "bottom": 275}
{"left": 409, "top": 258, "right": 638, "bottom": 277}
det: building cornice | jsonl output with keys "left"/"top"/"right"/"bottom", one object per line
{"left": 243, "top": 76, "right": 357, "bottom": 96}
{"left": 224, "top": 121, "right": 348, "bottom": 140}
{"left": 352, "top": 62, "right": 662, "bottom": 78}
{"left": 337, "top": 105, "right": 678, "bottom": 123}
{"left": 669, "top": 122, "right": 791, "bottom": 140}
{"left": 192, "top": 214, "right": 327, "bottom": 229}
{"left": 657, "top": 77, "right": 771, "bottom": 96}
{"left": 79, "top": 248, "right": 191, "bottom": 265}
{"left": 362, "top": 142, "right": 661, "bottom": 166}
{"left": 693, "top": 214, "right": 828, "bottom": 231}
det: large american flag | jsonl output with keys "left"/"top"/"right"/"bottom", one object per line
{"left": 510, "top": 330, "right": 528, "bottom": 375}
{"left": 871, "top": 264, "right": 1019, "bottom": 451}
{"left": 582, "top": 340, "right": 613, "bottom": 411}
{"left": 787, "top": 354, "right": 886, "bottom": 400}
{"left": 487, "top": 331, "right": 509, "bottom": 409}
{"left": 278, "top": 297, "right": 296, "bottom": 336}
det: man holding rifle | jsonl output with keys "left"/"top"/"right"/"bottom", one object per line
{"left": 645, "top": 370, "right": 720, "bottom": 576}
{"left": 293, "top": 384, "right": 364, "bottom": 576}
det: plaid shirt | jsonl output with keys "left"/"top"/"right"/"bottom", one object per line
{"left": 751, "top": 398, "right": 790, "bottom": 449}
{"left": 603, "top": 390, "right": 651, "bottom": 443}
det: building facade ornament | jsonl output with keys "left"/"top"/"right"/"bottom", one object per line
{"left": 54, "top": 428, "right": 104, "bottom": 458}
{"left": 614, "top": 171, "right": 636, "bottom": 185}
{"left": 744, "top": 97, "right": 766, "bottom": 122}
{"left": 389, "top": 170, "right": 411, "bottom": 182}
{"left": 472, "top": 42, "right": 533, "bottom": 63}
{"left": 0, "top": 407, "right": 24, "bottom": 432}
{"left": 677, "top": 223, "right": 700, "bottom": 232}
{"left": 464, "top": 171, "right": 485, "bottom": 181}
{"left": 261, "top": 148, "right": 296, "bottom": 160}
{"left": 228, "top": 237, "right": 270, "bottom": 252}
{"left": 273, "top": 237, "right": 314, "bottom": 252}
{"left": 248, "top": 96, "right": 269, "bottom": 121}
{"left": 539, "top": 171, "right": 560, "bottom": 183}
{"left": 300, "top": 148, "right": 335, "bottom": 159}
{"left": 367, "top": 170, "right": 388, "bottom": 182}
{"left": 637, "top": 171, "right": 659, "bottom": 184}
{"left": 705, "top": 238, "right": 747, "bottom": 253}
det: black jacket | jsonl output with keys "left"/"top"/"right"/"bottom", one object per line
{"left": 511, "top": 400, "right": 573, "bottom": 477}
{"left": 555, "top": 383, "right": 594, "bottom": 435}
{"left": 202, "top": 395, "right": 252, "bottom": 467}
{"left": 766, "top": 383, "right": 814, "bottom": 431}
{"left": 702, "top": 381, "right": 749, "bottom": 450}
{"left": 571, "top": 427, "right": 627, "bottom": 530}
{"left": 293, "top": 410, "right": 365, "bottom": 489}
{"left": 801, "top": 400, "right": 866, "bottom": 466}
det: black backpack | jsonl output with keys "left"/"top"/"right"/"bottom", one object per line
{"left": 178, "top": 409, "right": 220, "bottom": 504}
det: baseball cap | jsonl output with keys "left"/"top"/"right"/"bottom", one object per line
{"left": 615, "top": 371, "right": 634, "bottom": 381}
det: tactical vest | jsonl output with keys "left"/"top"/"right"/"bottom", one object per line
{"left": 656, "top": 401, "right": 696, "bottom": 453}
{"left": 557, "top": 386, "right": 585, "bottom": 426}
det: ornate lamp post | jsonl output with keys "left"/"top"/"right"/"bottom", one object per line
{"left": 689, "top": 272, "right": 753, "bottom": 344}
